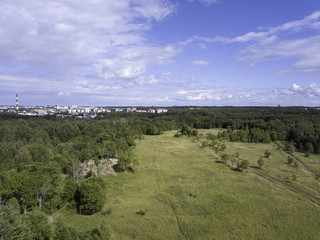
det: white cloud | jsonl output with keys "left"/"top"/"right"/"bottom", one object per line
{"left": 173, "top": 83, "right": 320, "bottom": 106}
{"left": 188, "top": 0, "right": 220, "bottom": 6}
{"left": 198, "top": 43, "right": 208, "bottom": 49}
{"left": 57, "top": 91, "right": 71, "bottom": 96}
{"left": 192, "top": 60, "right": 211, "bottom": 65}
{"left": 292, "top": 84, "right": 301, "bottom": 91}
{"left": 0, "top": 0, "right": 177, "bottom": 96}
{"left": 286, "top": 83, "right": 320, "bottom": 96}
{"left": 240, "top": 35, "right": 320, "bottom": 69}
{"left": 194, "top": 11, "right": 320, "bottom": 44}
{"left": 191, "top": 11, "right": 320, "bottom": 73}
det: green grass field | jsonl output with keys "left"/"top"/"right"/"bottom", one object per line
{"left": 62, "top": 130, "right": 320, "bottom": 239}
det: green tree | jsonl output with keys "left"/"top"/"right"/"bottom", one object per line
{"left": 62, "top": 178, "right": 78, "bottom": 203}
{"left": 220, "top": 144, "right": 226, "bottom": 151}
{"left": 86, "top": 223, "right": 112, "bottom": 240}
{"left": 114, "top": 156, "right": 132, "bottom": 172}
{"left": 54, "top": 218, "right": 79, "bottom": 240}
{"left": 264, "top": 149, "right": 271, "bottom": 158}
{"left": 68, "top": 159, "right": 82, "bottom": 182}
{"left": 292, "top": 174, "right": 297, "bottom": 181}
{"left": 257, "top": 158, "right": 264, "bottom": 169}
{"left": 0, "top": 199, "right": 33, "bottom": 240}
{"left": 287, "top": 156, "right": 294, "bottom": 164}
{"left": 221, "top": 154, "right": 229, "bottom": 164}
{"left": 305, "top": 142, "right": 314, "bottom": 154}
{"left": 14, "top": 146, "right": 33, "bottom": 169}
{"left": 76, "top": 177, "right": 106, "bottom": 215}
{"left": 237, "top": 160, "right": 249, "bottom": 171}
{"left": 201, "top": 141, "right": 208, "bottom": 149}
{"left": 26, "top": 208, "right": 53, "bottom": 240}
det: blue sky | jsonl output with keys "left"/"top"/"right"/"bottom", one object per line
{"left": 1, "top": 0, "right": 320, "bottom": 106}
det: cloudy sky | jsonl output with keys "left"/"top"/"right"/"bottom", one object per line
{"left": 1, "top": 0, "right": 320, "bottom": 106}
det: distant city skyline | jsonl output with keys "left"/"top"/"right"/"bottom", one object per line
{"left": 1, "top": 0, "right": 320, "bottom": 106}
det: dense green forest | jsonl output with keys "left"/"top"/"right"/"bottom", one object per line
{"left": 0, "top": 107, "right": 319, "bottom": 239}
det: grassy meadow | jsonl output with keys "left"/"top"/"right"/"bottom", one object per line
{"left": 62, "top": 130, "right": 320, "bottom": 239}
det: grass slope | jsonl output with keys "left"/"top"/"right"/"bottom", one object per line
{"left": 63, "top": 131, "right": 320, "bottom": 240}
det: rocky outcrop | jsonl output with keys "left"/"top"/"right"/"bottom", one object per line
{"left": 98, "top": 158, "right": 118, "bottom": 175}
{"left": 79, "top": 159, "right": 118, "bottom": 178}
{"left": 80, "top": 160, "right": 98, "bottom": 178}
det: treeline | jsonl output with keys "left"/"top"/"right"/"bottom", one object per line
{"left": 163, "top": 107, "right": 320, "bottom": 153}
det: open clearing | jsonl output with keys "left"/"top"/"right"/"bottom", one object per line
{"left": 63, "top": 130, "right": 320, "bottom": 240}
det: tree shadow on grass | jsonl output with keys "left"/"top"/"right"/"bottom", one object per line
{"left": 231, "top": 167, "right": 242, "bottom": 172}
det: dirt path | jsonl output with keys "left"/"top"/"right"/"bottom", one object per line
{"left": 152, "top": 154, "right": 188, "bottom": 240}
{"left": 170, "top": 204, "right": 189, "bottom": 240}
{"left": 195, "top": 138, "right": 320, "bottom": 207}
{"left": 194, "top": 139, "right": 220, "bottom": 159}
{"left": 250, "top": 167, "right": 320, "bottom": 206}
{"left": 274, "top": 142, "right": 319, "bottom": 179}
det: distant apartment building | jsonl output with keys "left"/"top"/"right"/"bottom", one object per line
{"left": 156, "top": 108, "right": 168, "bottom": 113}
{"left": 126, "top": 108, "right": 137, "bottom": 112}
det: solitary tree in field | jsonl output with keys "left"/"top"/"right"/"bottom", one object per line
{"left": 237, "top": 160, "right": 249, "bottom": 171}
{"left": 264, "top": 149, "right": 271, "bottom": 158}
{"left": 221, "top": 154, "right": 229, "bottom": 164}
{"left": 201, "top": 141, "right": 208, "bottom": 148}
{"left": 287, "top": 157, "right": 294, "bottom": 164}
{"left": 285, "top": 142, "right": 295, "bottom": 153}
{"left": 257, "top": 158, "right": 264, "bottom": 169}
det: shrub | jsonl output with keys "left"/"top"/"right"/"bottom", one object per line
{"left": 257, "top": 158, "right": 264, "bottom": 169}
{"left": 237, "top": 160, "right": 249, "bottom": 171}
{"left": 221, "top": 154, "right": 229, "bottom": 164}
{"left": 114, "top": 156, "right": 132, "bottom": 172}
{"left": 292, "top": 174, "right": 297, "bottom": 181}
{"left": 220, "top": 144, "right": 226, "bottom": 151}
{"left": 136, "top": 210, "right": 145, "bottom": 216}
{"left": 264, "top": 149, "right": 271, "bottom": 158}
{"left": 287, "top": 157, "right": 294, "bottom": 164}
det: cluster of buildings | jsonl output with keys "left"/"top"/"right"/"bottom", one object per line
{"left": 0, "top": 105, "right": 168, "bottom": 117}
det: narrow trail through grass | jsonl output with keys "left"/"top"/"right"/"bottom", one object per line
{"left": 152, "top": 153, "right": 188, "bottom": 240}
{"left": 274, "top": 142, "right": 319, "bottom": 179}
{"left": 250, "top": 168, "right": 320, "bottom": 206}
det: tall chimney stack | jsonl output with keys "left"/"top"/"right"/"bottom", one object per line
{"left": 16, "top": 93, "right": 19, "bottom": 113}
